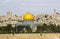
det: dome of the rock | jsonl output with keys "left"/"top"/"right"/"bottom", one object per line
{"left": 23, "top": 12, "right": 34, "bottom": 20}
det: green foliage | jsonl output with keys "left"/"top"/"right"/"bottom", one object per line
{"left": 37, "top": 23, "right": 60, "bottom": 33}
{"left": 0, "top": 23, "right": 60, "bottom": 34}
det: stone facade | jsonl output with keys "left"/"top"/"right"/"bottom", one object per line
{"left": 0, "top": 9, "right": 60, "bottom": 26}
{"left": 0, "top": 33, "right": 60, "bottom": 39}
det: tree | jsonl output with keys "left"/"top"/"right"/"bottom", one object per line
{"left": 7, "top": 24, "right": 12, "bottom": 33}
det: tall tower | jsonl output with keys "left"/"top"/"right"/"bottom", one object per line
{"left": 7, "top": 11, "right": 12, "bottom": 16}
{"left": 53, "top": 9, "right": 57, "bottom": 18}
{"left": 54, "top": 9, "right": 56, "bottom": 14}
{"left": 7, "top": 11, "right": 13, "bottom": 20}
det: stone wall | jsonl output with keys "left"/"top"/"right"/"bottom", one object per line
{"left": 0, "top": 33, "right": 60, "bottom": 39}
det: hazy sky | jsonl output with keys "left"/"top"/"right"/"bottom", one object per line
{"left": 0, "top": 0, "right": 60, "bottom": 16}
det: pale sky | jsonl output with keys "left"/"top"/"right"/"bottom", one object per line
{"left": 0, "top": 0, "right": 60, "bottom": 16}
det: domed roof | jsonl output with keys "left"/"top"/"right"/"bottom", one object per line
{"left": 23, "top": 12, "right": 34, "bottom": 20}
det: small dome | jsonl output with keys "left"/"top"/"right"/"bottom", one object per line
{"left": 23, "top": 12, "right": 34, "bottom": 20}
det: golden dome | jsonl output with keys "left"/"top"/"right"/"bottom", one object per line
{"left": 23, "top": 12, "right": 34, "bottom": 20}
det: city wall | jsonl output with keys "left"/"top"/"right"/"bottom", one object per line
{"left": 0, "top": 33, "right": 60, "bottom": 39}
